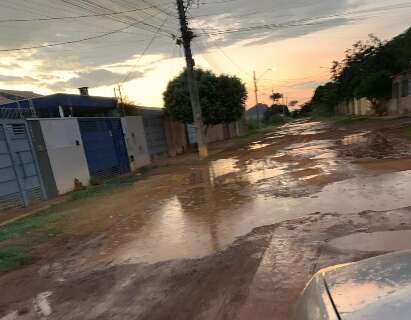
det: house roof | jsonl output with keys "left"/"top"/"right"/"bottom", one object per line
{"left": 0, "top": 93, "right": 117, "bottom": 113}
{"left": 0, "top": 89, "right": 42, "bottom": 105}
{"left": 245, "top": 103, "right": 268, "bottom": 119}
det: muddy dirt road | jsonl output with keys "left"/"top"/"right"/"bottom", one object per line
{"left": 2, "top": 118, "right": 411, "bottom": 319}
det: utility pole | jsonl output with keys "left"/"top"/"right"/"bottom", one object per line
{"left": 176, "top": 0, "right": 208, "bottom": 158}
{"left": 117, "top": 85, "right": 126, "bottom": 116}
{"left": 253, "top": 71, "right": 259, "bottom": 122}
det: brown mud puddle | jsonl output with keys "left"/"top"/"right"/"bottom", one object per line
{"left": 329, "top": 230, "right": 411, "bottom": 253}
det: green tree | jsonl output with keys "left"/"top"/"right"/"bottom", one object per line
{"left": 326, "top": 29, "right": 411, "bottom": 114}
{"left": 215, "top": 74, "right": 248, "bottom": 125}
{"left": 164, "top": 68, "right": 247, "bottom": 126}
{"left": 310, "top": 82, "right": 339, "bottom": 116}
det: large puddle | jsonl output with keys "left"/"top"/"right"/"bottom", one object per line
{"left": 329, "top": 230, "right": 411, "bottom": 252}
{"left": 96, "top": 120, "right": 411, "bottom": 265}
{"left": 112, "top": 170, "right": 411, "bottom": 264}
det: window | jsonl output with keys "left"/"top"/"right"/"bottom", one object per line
{"left": 402, "top": 80, "right": 409, "bottom": 97}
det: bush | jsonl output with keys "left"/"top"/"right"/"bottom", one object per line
{"left": 247, "top": 120, "right": 261, "bottom": 131}
{"left": 264, "top": 114, "right": 286, "bottom": 125}
{"left": 311, "top": 103, "right": 336, "bottom": 118}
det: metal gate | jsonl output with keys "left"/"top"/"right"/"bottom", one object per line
{"left": 0, "top": 120, "right": 46, "bottom": 210}
{"left": 186, "top": 124, "right": 197, "bottom": 145}
{"left": 140, "top": 108, "right": 168, "bottom": 157}
{"left": 78, "top": 118, "right": 130, "bottom": 178}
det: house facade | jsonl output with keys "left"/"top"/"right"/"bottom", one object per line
{"left": 0, "top": 87, "right": 247, "bottom": 210}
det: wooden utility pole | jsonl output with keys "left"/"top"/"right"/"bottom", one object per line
{"left": 176, "top": 0, "right": 208, "bottom": 158}
{"left": 253, "top": 71, "right": 260, "bottom": 122}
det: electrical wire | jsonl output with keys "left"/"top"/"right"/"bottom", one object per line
{"left": 0, "top": 14, "right": 174, "bottom": 52}
{"left": 121, "top": 15, "right": 171, "bottom": 83}
{"left": 193, "top": 1, "right": 411, "bottom": 36}
{"left": 0, "top": 4, "right": 171, "bottom": 23}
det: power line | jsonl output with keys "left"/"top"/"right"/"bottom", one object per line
{"left": 57, "top": 0, "right": 176, "bottom": 36}
{"left": 0, "top": 16, "right": 173, "bottom": 52}
{"left": 190, "top": 18, "right": 251, "bottom": 77}
{"left": 193, "top": 1, "right": 411, "bottom": 35}
{"left": 121, "top": 15, "right": 171, "bottom": 83}
{"left": 0, "top": 4, "right": 173, "bottom": 23}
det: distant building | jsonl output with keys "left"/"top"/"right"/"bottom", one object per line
{"left": 245, "top": 103, "right": 268, "bottom": 120}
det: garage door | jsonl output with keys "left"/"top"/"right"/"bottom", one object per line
{"left": 0, "top": 120, "right": 46, "bottom": 210}
{"left": 78, "top": 118, "right": 130, "bottom": 178}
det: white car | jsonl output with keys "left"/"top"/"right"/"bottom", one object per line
{"left": 295, "top": 250, "right": 411, "bottom": 319}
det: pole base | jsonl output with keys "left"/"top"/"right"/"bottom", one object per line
{"left": 198, "top": 145, "right": 209, "bottom": 159}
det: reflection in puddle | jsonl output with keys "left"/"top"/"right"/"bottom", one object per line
{"left": 112, "top": 171, "right": 411, "bottom": 264}
{"left": 209, "top": 158, "right": 240, "bottom": 179}
{"left": 329, "top": 230, "right": 411, "bottom": 252}
{"left": 249, "top": 143, "right": 270, "bottom": 150}
{"left": 103, "top": 120, "right": 411, "bottom": 265}
{"left": 342, "top": 132, "right": 370, "bottom": 145}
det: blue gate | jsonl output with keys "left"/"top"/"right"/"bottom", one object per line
{"left": 78, "top": 118, "right": 130, "bottom": 178}
{"left": 0, "top": 120, "right": 46, "bottom": 210}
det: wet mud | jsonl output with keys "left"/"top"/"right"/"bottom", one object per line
{"left": 2, "top": 118, "right": 411, "bottom": 319}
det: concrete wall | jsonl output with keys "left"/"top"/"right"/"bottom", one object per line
{"left": 28, "top": 120, "right": 59, "bottom": 199}
{"left": 121, "top": 116, "right": 151, "bottom": 171}
{"left": 164, "top": 117, "right": 188, "bottom": 157}
{"left": 205, "top": 124, "right": 226, "bottom": 143}
{"left": 185, "top": 119, "right": 247, "bottom": 147}
{"left": 139, "top": 107, "right": 168, "bottom": 158}
{"left": 336, "top": 70, "right": 411, "bottom": 116}
{"left": 390, "top": 71, "right": 411, "bottom": 115}
{"left": 39, "top": 118, "right": 90, "bottom": 194}
{"left": 336, "top": 98, "right": 375, "bottom": 116}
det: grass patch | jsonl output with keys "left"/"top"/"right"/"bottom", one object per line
{"left": 334, "top": 115, "right": 370, "bottom": 124}
{"left": 312, "top": 115, "right": 370, "bottom": 124}
{"left": 246, "top": 119, "right": 285, "bottom": 135}
{"left": 0, "top": 246, "right": 34, "bottom": 272}
{"left": 0, "top": 205, "right": 69, "bottom": 242}
{"left": 71, "top": 167, "right": 152, "bottom": 201}
{"left": 403, "top": 126, "right": 411, "bottom": 138}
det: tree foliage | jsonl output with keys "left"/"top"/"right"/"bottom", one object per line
{"left": 270, "top": 92, "right": 283, "bottom": 103}
{"left": 264, "top": 104, "right": 289, "bottom": 123}
{"left": 288, "top": 100, "right": 299, "bottom": 107}
{"left": 309, "top": 28, "right": 411, "bottom": 115}
{"left": 163, "top": 68, "right": 247, "bottom": 125}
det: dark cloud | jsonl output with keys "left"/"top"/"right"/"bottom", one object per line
{"left": 0, "top": 0, "right": 398, "bottom": 91}
{"left": 190, "top": 0, "right": 359, "bottom": 47}
{"left": 47, "top": 69, "right": 143, "bottom": 91}
{"left": 0, "top": 74, "right": 40, "bottom": 84}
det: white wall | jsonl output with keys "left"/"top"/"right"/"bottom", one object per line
{"left": 40, "top": 119, "right": 90, "bottom": 194}
{"left": 121, "top": 116, "right": 151, "bottom": 171}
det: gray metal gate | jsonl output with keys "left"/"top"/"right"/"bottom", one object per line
{"left": 0, "top": 120, "right": 46, "bottom": 210}
{"left": 140, "top": 108, "right": 168, "bottom": 157}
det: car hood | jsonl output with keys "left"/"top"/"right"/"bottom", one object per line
{"left": 323, "top": 250, "right": 411, "bottom": 320}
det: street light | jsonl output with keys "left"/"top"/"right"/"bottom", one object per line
{"left": 253, "top": 68, "right": 273, "bottom": 123}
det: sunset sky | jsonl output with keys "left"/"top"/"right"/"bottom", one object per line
{"left": 0, "top": 0, "right": 411, "bottom": 109}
